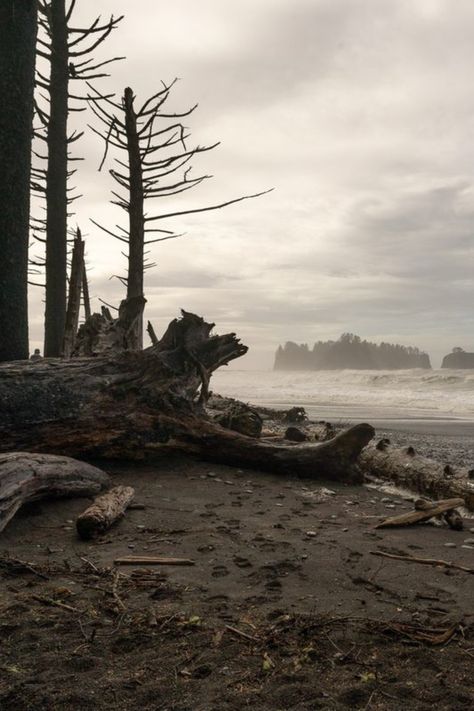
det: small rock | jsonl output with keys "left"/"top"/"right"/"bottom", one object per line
{"left": 381, "top": 497, "right": 391, "bottom": 503}
{"left": 463, "top": 538, "right": 474, "bottom": 545}
{"left": 444, "top": 542, "right": 456, "bottom": 548}
{"left": 284, "top": 426, "right": 308, "bottom": 442}
{"left": 207, "top": 472, "right": 216, "bottom": 478}
{"left": 306, "top": 531, "right": 317, "bottom": 537}
{"left": 385, "top": 504, "right": 396, "bottom": 509}
{"left": 342, "top": 528, "right": 349, "bottom": 532}
{"left": 461, "top": 545, "right": 474, "bottom": 550}
{"left": 128, "top": 544, "right": 135, "bottom": 549}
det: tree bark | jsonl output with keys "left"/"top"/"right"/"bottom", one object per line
{"left": 62, "top": 230, "right": 84, "bottom": 357}
{"left": 76, "top": 485, "right": 134, "bottom": 540}
{"left": 0, "top": 0, "right": 37, "bottom": 361}
{"left": 360, "top": 440, "right": 474, "bottom": 511}
{"left": 124, "top": 87, "right": 145, "bottom": 350}
{"left": 0, "top": 452, "right": 109, "bottom": 533}
{"left": 44, "top": 0, "right": 69, "bottom": 357}
{"left": 0, "top": 310, "right": 373, "bottom": 481}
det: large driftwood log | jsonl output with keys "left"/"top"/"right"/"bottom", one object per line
{"left": 0, "top": 310, "right": 373, "bottom": 482}
{"left": 0, "top": 453, "right": 109, "bottom": 533}
{"left": 169, "top": 421, "right": 374, "bottom": 483}
{"left": 76, "top": 485, "right": 135, "bottom": 540}
{"left": 361, "top": 440, "right": 474, "bottom": 511}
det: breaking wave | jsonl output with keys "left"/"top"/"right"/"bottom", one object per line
{"left": 211, "top": 369, "right": 474, "bottom": 420}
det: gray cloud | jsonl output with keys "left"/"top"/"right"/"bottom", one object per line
{"left": 29, "top": 0, "right": 474, "bottom": 368}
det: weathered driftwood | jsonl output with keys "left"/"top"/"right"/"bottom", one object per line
{"left": 375, "top": 498, "right": 465, "bottom": 529}
{"left": 0, "top": 310, "right": 374, "bottom": 482}
{"left": 361, "top": 440, "right": 474, "bottom": 511}
{"left": 114, "top": 556, "right": 195, "bottom": 566}
{"left": 76, "top": 485, "right": 135, "bottom": 540}
{"left": 0, "top": 453, "right": 109, "bottom": 533}
{"left": 168, "top": 421, "right": 374, "bottom": 483}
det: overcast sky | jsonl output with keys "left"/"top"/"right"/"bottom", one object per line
{"left": 30, "top": 0, "right": 474, "bottom": 367}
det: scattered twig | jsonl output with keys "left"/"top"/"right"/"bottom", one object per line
{"left": 371, "top": 550, "right": 474, "bottom": 574}
{"left": 0, "top": 557, "right": 49, "bottom": 580}
{"left": 225, "top": 625, "right": 259, "bottom": 642}
{"left": 31, "top": 594, "right": 79, "bottom": 612}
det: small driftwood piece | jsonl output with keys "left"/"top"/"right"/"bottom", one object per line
{"left": 361, "top": 440, "right": 474, "bottom": 510}
{"left": 76, "top": 485, "right": 135, "bottom": 540}
{"left": 114, "top": 556, "right": 195, "bottom": 566}
{"left": 0, "top": 452, "right": 110, "bottom": 533}
{"left": 371, "top": 550, "right": 474, "bottom": 575}
{"left": 375, "top": 498, "right": 465, "bottom": 529}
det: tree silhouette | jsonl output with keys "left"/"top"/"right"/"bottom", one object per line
{"left": 0, "top": 1, "right": 38, "bottom": 361}
{"left": 88, "top": 82, "right": 270, "bottom": 349}
{"left": 33, "top": 0, "right": 123, "bottom": 356}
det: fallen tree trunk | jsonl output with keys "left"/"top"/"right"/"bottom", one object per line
{"left": 0, "top": 310, "right": 374, "bottom": 482}
{"left": 167, "top": 421, "right": 374, "bottom": 483}
{"left": 361, "top": 439, "right": 474, "bottom": 511}
{"left": 76, "top": 485, "right": 135, "bottom": 540}
{"left": 0, "top": 453, "right": 109, "bottom": 533}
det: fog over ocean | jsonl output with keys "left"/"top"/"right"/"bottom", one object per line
{"left": 212, "top": 368, "right": 474, "bottom": 437}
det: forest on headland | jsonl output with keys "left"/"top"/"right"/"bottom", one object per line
{"left": 274, "top": 333, "right": 432, "bottom": 370}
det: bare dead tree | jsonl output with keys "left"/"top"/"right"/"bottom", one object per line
{"left": 88, "top": 82, "right": 271, "bottom": 349}
{"left": 33, "top": 0, "right": 123, "bottom": 356}
{"left": 0, "top": 1, "right": 38, "bottom": 361}
{"left": 62, "top": 226, "right": 84, "bottom": 358}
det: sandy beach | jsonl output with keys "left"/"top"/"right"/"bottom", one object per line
{"left": 1, "top": 445, "right": 473, "bottom": 710}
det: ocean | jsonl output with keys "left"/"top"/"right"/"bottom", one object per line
{"left": 211, "top": 368, "right": 474, "bottom": 437}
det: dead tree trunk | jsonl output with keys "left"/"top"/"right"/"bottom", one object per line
{"left": 82, "top": 255, "right": 91, "bottom": 319}
{"left": 124, "top": 87, "right": 145, "bottom": 349}
{"left": 0, "top": 0, "right": 37, "bottom": 361}
{"left": 62, "top": 228, "right": 84, "bottom": 357}
{"left": 43, "top": 0, "right": 69, "bottom": 357}
{"left": 360, "top": 439, "right": 474, "bottom": 510}
{"left": 0, "top": 311, "right": 373, "bottom": 482}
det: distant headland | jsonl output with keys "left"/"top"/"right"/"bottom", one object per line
{"left": 274, "top": 333, "right": 432, "bottom": 370}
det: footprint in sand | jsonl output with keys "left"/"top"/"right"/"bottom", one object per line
{"left": 233, "top": 555, "right": 252, "bottom": 568}
{"left": 212, "top": 565, "right": 229, "bottom": 578}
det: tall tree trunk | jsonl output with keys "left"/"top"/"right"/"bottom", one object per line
{"left": 62, "top": 229, "right": 84, "bottom": 358}
{"left": 0, "top": 0, "right": 37, "bottom": 361}
{"left": 44, "top": 0, "right": 69, "bottom": 357}
{"left": 124, "top": 87, "right": 145, "bottom": 350}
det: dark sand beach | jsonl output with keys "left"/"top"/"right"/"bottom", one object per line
{"left": 1, "top": 441, "right": 473, "bottom": 710}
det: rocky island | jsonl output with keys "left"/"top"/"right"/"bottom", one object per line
{"left": 275, "top": 333, "right": 431, "bottom": 370}
{"left": 442, "top": 347, "right": 474, "bottom": 369}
